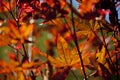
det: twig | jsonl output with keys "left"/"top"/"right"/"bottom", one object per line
{"left": 112, "top": 0, "right": 120, "bottom": 32}
{"left": 69, "top": 0, "right": 87, "bottom": 80}
{"left": 8, "top": 45, "right": 24, "bottom": 56}
{"left": 98, "top": 21, "right": 116, "bottom": 70}
{"left": 113, "top": 33, "right": 120, "bottom": 80}
{"left": 111, "top": 1, "right": 120, "bottom": 79}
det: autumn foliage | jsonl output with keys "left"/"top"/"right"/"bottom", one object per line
{"left": 0, "top": 0, "right": 120, "bottom": 80}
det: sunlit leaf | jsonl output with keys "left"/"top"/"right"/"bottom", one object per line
{"left": 8, "top": 20, "right": 21, "bottom": 40}
{"left": 20, "top": 23, "right": 34, "bottom": 39}
{"left": 17, "top": 72, "right": 25, "bottom": 80}
{"left": 32, "top": 34, "right": 80, "bottom": 68}
{"left": 0, "top": 35, "right": 11, "bottom": 46}
{"left": 78, "top": 0, "right": 99, "bottom": 15}
{"left": 0, "top": 59, "right": 20, "bottom": 74}
{"left": 0, "top": 0, "right": 16, "bottom": 12}
{"left": 0, "top": 0, "right": 119, "bottom": 80}
{"left": 57, "top": 34, "right": 72, "bottom": 65}
{"left": 64, "top": 20, "right": 100, "bottom": 41}
{"left": 0, "top": 20, "right": 34, "bottom": 46}
{"left": 96, "top": 46, "right": 106, "bottom": 64}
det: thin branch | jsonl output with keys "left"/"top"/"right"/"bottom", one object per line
{"left": 98, "top": 21, "right": 116, "bottom": 70}
{"left": 22, "top": 44, "right": 28, "bottom": 57}
{"left": 112, "top": 0, "right": 120, "bottom": 32}
{"left": 8, "top": 45, "right": 24, "bottom": 56}
{"left": 63, "top": 17, "right": 73, "bottom": 36}
{"left": 69, "top": 0, "right": 87, "bottom": 80}
{"left": 113, "top": 33, "right": 120, "bottom": 80}
{"left": 111, "top": 1, "right": 120, "bottom": 79}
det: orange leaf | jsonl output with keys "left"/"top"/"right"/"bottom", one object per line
{"left": 0, "top": 0, "right": 16, "bottom": 12}
{"left": 8, "top": 20, "right": 21, "bottom": 39}
{"left": 79, "top": 0, "right": 99, "bottom": 15}
{"left": 53, "top": 34, "right": 80, "bottom": 68}
{"left": 0, "top": 27, "right": 11, "bottom": 46}
{"left": 17, "top": 72, "right": 25, "bottom": 80}
{"left": 0, "top": 35, "right": 11, "bottom": 46}
{"left": 32, "top": 35, "right": 80, "bottom": 68}
{"left": 57, "top": 34, "right": 72, "bottom": 65}
{"left": 96, "top": 46, "right": 106, "bottom": 64}
{"left": 0, "top": 20, "right": 34, "bottom": 46}
{"left": 20, "top": 23, "right": 34, "bottom": 39}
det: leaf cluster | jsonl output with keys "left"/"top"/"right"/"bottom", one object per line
{"left": 0, "top": 0, "right": 120, "bottom": 80}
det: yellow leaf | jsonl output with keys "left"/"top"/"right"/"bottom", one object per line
{"left": 96, "top": 46, "right": 106, "bottom": 63}
{"left": 20, "top": 23, "right": 34, "bottom": 39}
{"left": 17, "top": 72, "right": 25, "bottom": 80}
{"left": 52, "top": 34, "right": 80, "bottom": 68}
{"left": 32, "top": 46, "right": 55, "bottom": 62}
{"left": 57, "top": 34, "right": 72, "bottom": 65}
{"left": 22, "top": 61, "right": 43, "bottom": 70}
{"left": 0, "top": 20, "right": 34, "bottom": 46}
{"left": 79, "top": 0, "right": 99, "bottom": 15}
{"left": 32, "top": 35, "right": 80, "bottom": 68}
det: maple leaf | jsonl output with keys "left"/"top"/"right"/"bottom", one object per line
{"left": 0, "top": 20, "right": 34, "bottom": 46}
{"left": 0, "top": 59, "right": 20, "bottom": 74}
{"left": 84, "top": 45, "right": 117, "bottom": 78}
{"left": 64, "top": 20, "right": 100, "bottom": 41}
{"left": 78, "top": 0, "right": 99, "bottom": 15}
{"left": 96, "top": 46, "right": 106, "bottom": 64}
{"left": 54, "top": 34, "right": 80, "bottom": 68}
{"left": 0, "top": 0, "right": 16, "bottom": 12}
{"left": 0, "top": 51, "right": 45, "bottom": 77}
{"left": 32, "top": 34, "right": 80, "bottom": 69}
{"left": 95, "top": 46, "right": 117, "bottom": 79}
{"left": 0, "top": 60, "right": 45, "bottom": 80}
